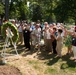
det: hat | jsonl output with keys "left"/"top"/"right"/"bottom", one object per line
{"left": 44, "top": 22, "right": 48, "bottom": 25}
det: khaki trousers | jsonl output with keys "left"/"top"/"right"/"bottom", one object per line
{"left": 45, "top": 39, "right": 52, "bottom": 52}
{"left": 18, "top": 32, "right": 23, "bottom": 44}
{"left": 73, "top": 46, "right": 76, "bottom": 59}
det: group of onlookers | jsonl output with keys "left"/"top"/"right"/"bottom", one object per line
{"left": 42, "top": 22, "right": 63, "bottom": 57}
{"left": 65, "top": 26, "right": 76, "bottom": 60}
{"left": 4, "top": 20, "right": 76, "bottom": 60}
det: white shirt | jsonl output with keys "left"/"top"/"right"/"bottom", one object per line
{"left": 18, "top": 26, "right": 23, "bottom": 32}
{"left": 46, "top": 29, "right": 51, "bottom": 39}
{"left": 33, "top": 28, "right": 41, "bottom": 38}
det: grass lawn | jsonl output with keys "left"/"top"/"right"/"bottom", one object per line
{"left": 0, "top": 41, "right": 76, "bottom": 75}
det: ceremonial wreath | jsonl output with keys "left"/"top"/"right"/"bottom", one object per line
{"left": 1, "top": 22, "right": 19, "bottom": 43}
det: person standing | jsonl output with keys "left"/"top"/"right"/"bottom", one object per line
{"left": 45, "top": 26, "right": 52, "bottom": 52}
{"left": 23, "top": 24, "right": 31, "bottom": 50}
{"left": 52, "top": 27, "right": 58, "bottom": 54}
{"left": 17, "top": 21, "right": 24, "bottom": 45}
{"left": 43, "top": 22, "right": 52, "bottom": 52}
{"left": 42, "top": 22, "right": 49, "bottom": 45}
{"left": 65, "top": 26, "right": 76, "bottom": 60}
{"left": 65, "top": 34, "right": 72, "bottom": 55}
{"left": 72, "top": 26, "right": 76, "bottom": 60}
{"left": 32, "top": 24, "right": 41, "bottom": 50}
{"left": 54, "top": 29, "right": 63, "bottom": 57}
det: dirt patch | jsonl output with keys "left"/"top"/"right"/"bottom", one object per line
{"left": 0, "top": 65, "right": 21, "bottom": 75}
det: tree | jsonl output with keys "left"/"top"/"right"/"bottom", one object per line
{"left": 8, "top": 0, "right": 76, "bottom": 24}
{"left": 29, "top": 0, "right": 57, "bottom": 23}
{"left": 54, "top": 0, "right": 76, "bottom": 24}
{"left": 30, "top": 2, "right": 42, "bottom": 22}
{"left": 9, "top": 0, "right": 29, "bottom": 20}
{"left": 0, "top": 2, "right": 4, "bottom": 19}
{"left": 9, "top": 1, "right": 20, "bottom": 19}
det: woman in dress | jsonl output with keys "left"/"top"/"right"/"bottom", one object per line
{"left": 65, "top": 26, "right": 76, "bottom": 60}
{"left": 54, "top": 29, "right": 63, "bottom": 57}
{"left": 65, "top": 34, "right": 72, "bottom": 55}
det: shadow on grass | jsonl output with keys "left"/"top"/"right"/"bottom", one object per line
{"left": 0, "top": 43, "right": 40, "bottom": 57}
{"left": 46, "top": 55, "right": 60, "bottom": 66}
{"left": 36, "top": 51, "right": 55, "bottom": 60}
{"left": 0, "top": 45, "right": 26, "bottom": 55}
{"left": 43, "top": 53, "right": 76, "bottom": 67}
{"left": 0, "top": 46, "right": 3, "bottom": 51}
{"left": 32, "top": 49, "right": 61, "bottom": 65}
{"left": 22, "top": 49, "right": 39, "bottom": 57}
{"left": 61, "top": 54, "right": 76, "bottom": 69}
{"left": 7, "top": 45, "right": 26, "bottom": 54}
{"left": 22, "top": 45, "right": 45, "bottom": 57}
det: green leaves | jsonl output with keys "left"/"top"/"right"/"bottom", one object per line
{"left": 4, "top": 0, "right": 75, "bottom": 23}
{"left": 0, "top": 3, "right": 4, "bottom": 15}
{"left": 54, "top": 0, "right": 76, "bottom": 23}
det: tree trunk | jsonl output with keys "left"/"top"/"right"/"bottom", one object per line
{"left": 5, "top": 0, "right": 9, "bottom": 20}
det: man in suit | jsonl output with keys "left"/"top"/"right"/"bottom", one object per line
{"left": 23, "top": 24, "right": 31, "bottom": 50}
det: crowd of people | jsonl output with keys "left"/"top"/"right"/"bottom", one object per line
{"left": 4, "top": 20, "right": 76, "bottom": 60}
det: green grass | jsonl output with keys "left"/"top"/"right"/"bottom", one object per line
{"left": 33, "top": 65, "right": 41, "bottom": 70}
{"left": 0, "top": 36, "right": 76, "bottom": 75}
{"left": 45, "top": 67, "right": 57, "bottom": 74}
{"left": 28, "top": 60, "right": 39, "bottom": 64}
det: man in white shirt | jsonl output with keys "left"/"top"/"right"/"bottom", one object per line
{"left": 32, "top": 24, "right": 41, "bottom": 50}
{"left": 43, "top": 22, "right": 52, "bottom": 52}
{"left": 17, "top": 22, "right": 23, "bottom": 45}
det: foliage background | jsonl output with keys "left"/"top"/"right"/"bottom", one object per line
{"left": 0, "top": 0, "right": 76, "bottom": 24}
